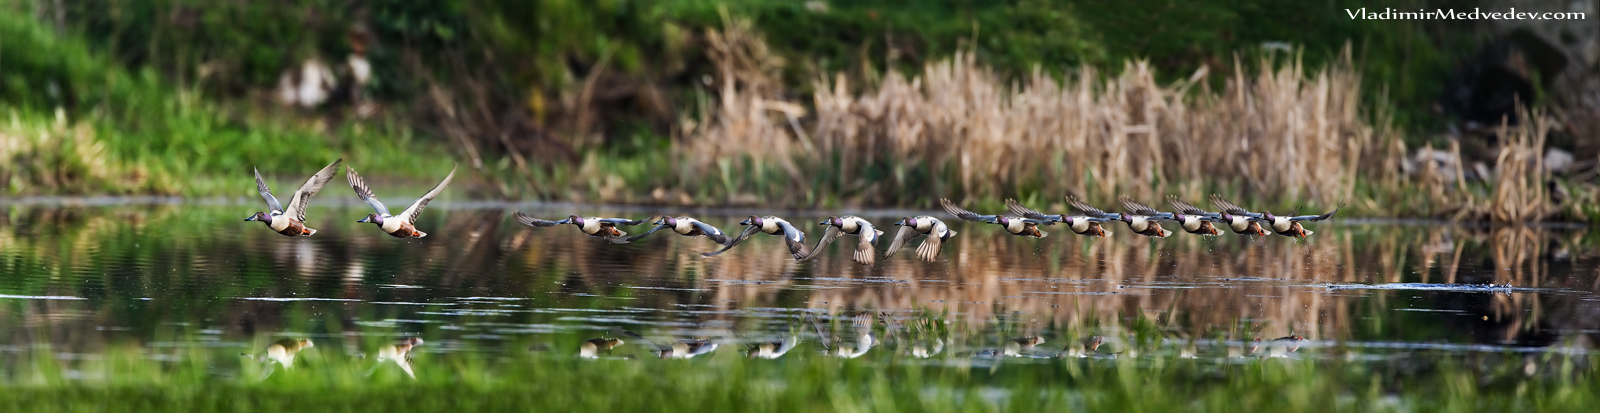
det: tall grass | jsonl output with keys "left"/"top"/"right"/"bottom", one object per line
{"left": 675, "top": 20, "right": 1376, "bottom": 210}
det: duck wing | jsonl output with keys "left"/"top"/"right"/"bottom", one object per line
{"left": 1208, "top": 194, "right": 1264, "bottom": 218}
{"left": 882, "top": 225, "right": 923, "bottom": 259}
{"left": 940, "top": 198, "right": 996, "bottom": 222}
{"left": 1066, "top": 195, "right": 1119, "bottom": 219}
{"left": 798, "top": 225, "right": 843, "bottom": 263}
{"left": 253, "top": 167, "right": 284, "bottom": 213}
{"left": 914, "top": 226, "right": 947, "bottom": 262}
{"left": 346, "top": 166, "right": 392, "bottom": 217}
{"left": 852, "top": 220, "right": 879, "bottom": 266}
{"left": 606, "top": 223, "right": 669, "bottom": 244}
{"left": 1165, "top": 195, "right": 1220, "bottom": 217}
{"left": 398, "top": 165, "right": 456, "bottom": 224}
{"left": 777, "top": 220, "right": 810, "bottom": 260}
{"left": 689, "top": 220, "right": 734, "bottom": 245}
{"left": 513, "top": 212, "right": 567, "bottom": 227}
{"left": 283, "top": 159, "right": 342, "bottom": 222}
{"left": 1119, "top": 196, "right": 1175, "bottom": 220}
{"left": 1005, "top": 199, "right": 1057, "bottom": 222}
{"left": 700, "top": 224, "right": 761, "bottom": 257}
{"left": 1288, "top": 206, "right": 1339, "bottom": 222}
{"left": 599, "top": 213, "right": 662, "bottom": 226}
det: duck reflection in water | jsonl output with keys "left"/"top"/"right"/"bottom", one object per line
{"left": 365, "top": 337, "right": 423, "bottom": 378}
{"left": 622, "top": 330, "right": 719, "bottom": 359}
{"left": 242, "top": 338, "right": 314, "bottom": 379}
{"left": 735, "top": 320, "right": 801, "bottom": 359}
{"left": 809, "top": 312, "right": 878, "bottom": 359}
{"left": 578, "top": 336, "right": 625, "bottom": 359}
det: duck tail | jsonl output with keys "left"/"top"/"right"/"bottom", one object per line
{"left": 302, "top": 228, "right": 317, "bottom": 236}
{"left": 414, "top": 230, "right": 429, "bottom": 238}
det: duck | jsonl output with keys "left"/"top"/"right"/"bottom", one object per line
{"left": 798, "top": 216, "right": 883, "bottom": 266}
{"left": 1261, "top": 208, "right": 1338, "bottom": 238}
{"left": 882, "top": 216, "right": 956, "bottom": 262}
{"left": 515, "top": 212, "right": 659, "bottom": 240}
{"left": 1006, "top": 198, "right": 1112, "bottom": 237}
{"left": 246, "top": 159, "right": 342, "bottom": 237}
{"left": 807, "top": 312, "right": 876, "bottom": 359}
{"left": 1002, "top": 336, "right": 1047, "bottom": 357}
{"left": 621, "top": 330, "right": 719, "bottom": 359}
{"left": 1114, "top": 196, "right": 1175, "bottom": 238}
{"left": 347, "top": 165, "right": 457, "bottom": 238}
{"left": 243, "top": 338, "right": 314, "bottom": 370}
{"left": 605, "top": 216, "right": 734, "bottom": 246}
{"left": 366, "top": 337, "right": 423, "bottom": 378}
{"left": 940, "top": 198, "right": 1047, "bottom": 238}
{"left": 1207, "top": 194, "right": 1271, "bottom": 236}
{"left": 1164, "top": 195, "right": 1225, "bottom": 236}
{"left": 578, "top": 337, "right": 625, "bottom": 359}
{"left": 735, "top": 324, "right": 800, "bottom": 360}
{"left": 701, "top": 215, "right": 809, "bottom": 259}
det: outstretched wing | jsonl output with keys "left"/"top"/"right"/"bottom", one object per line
{"left": 701, "top": 225, "right": 762, "bottom": 257}
{"left": 689, "top": 220, "right": 734, "bottom": 245}
{"left": 346, "top": 166, "right": 392, "bottom": 216}
{"left": 253, "top": 167, "right": 284, "bottom": 213}
{"left": 914, "top": 229, "right": 945, "bottom": 262}
{"left": 399, "top": 164, "right": 456, "bottom": 224}
{"left": 284, "top": 159, "right": 342, "bottom": 222}
{"left": 798, "top": 226, "right": 843, "bottom": 263}
{"left": 1066, "top": 195, "right": 1118, "bottom": 219}
{"left": 882, "top": 225, "right": 923, "bottom": 259}
{"left": 1288, "top": 207, "right": 1339, "bottom": 222}
{"left": 1208, "top": 194, "right": 1264, "bottom": 218}
{"left": 940, "top": 198, "right": 996, "bottom": 222}
{"left": 852, "top": 230, "right": 877, "bottom": 267}
{"left": 1005, "top": 198, "right": 1056, "bottom": 222}
{"left": 777, "top": 220, "right": 810, "bottom": 260}
{"left": 1118, "top": 196, "right": 1173, "bottom": 219}
{"left": 607, "top": 223, "right": 669, "bottom": 244}
{"left": 599, "top": 213, "right": 662, "bottom": 227}
{"left": 1166, "top": 195, "right": 1219, "bottom": 217}
{"left": 513, "top": 212, "right": 567, "bottom": 227}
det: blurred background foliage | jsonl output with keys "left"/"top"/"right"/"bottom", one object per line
{"left": 4, "top": 0, "right": 1593, "bottom": 220}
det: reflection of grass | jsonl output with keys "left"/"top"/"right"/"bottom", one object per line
{"left": 0, "top": 332, "right": 1595, "bottom": 410}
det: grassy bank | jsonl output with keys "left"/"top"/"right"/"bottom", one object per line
{"left": 0, "top": 335, "right": 1594, "bottom": 412}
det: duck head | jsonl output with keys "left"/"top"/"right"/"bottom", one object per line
{"left": 1117, "top": 213, "right": 1132, "bottom": 223}
{"left": 740, "top": 216, "right": 764, "bottom": 227}
{"left": 1057, "top": 215, "right": 1075, "bottom": 225}
{"left": 566, "top": 215, "right": 585, "bottom": 227}
{"left": 1219, "top": 212, "right": 1234, "bottom": 222}
{"left": 993, "top": 216, "right": 1012, "bottom": 226}
{"left": 818, "top": 216, "right": 841, "bottom": 227}
{"left": 1172, "top": 212, "right": 1189, "bottom": 222}
{"left": 245, "top": 212, "right": 271, "bottom": 222}
{"left": 1262, "top": 212, "right": 1278, "bottom": 222}
{"left": 357, "top": 213, "right": 385, "bottom": 225}
{"left": 659, "top": 216, "right": 677, "bottom": 227}
{"left": 896, "top": 217, "right": 916, "bottom": 227}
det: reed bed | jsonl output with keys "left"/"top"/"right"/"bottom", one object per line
{"left": 676, "top": 22, "right": 1377, "bottom": 210}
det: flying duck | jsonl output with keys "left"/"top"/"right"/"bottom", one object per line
{"left": 347, "top": 165, "right": 457, "bottom": 238}
{"left": 246, "top": 159, "right": 342, "bottom": 237}
{"left": 366, "top": 337, "right": 423, "bottom": 378}
{"left": 1005, "top": 198, "right": 1112, "bottom": 237}
{"left": 1261, "top": 208, "right": 1338, "bottom": 238}
{"left": 798, "top": 216, "right": 883, "bottom": 266}
{"left": 1163, "top": 195, "right": 1225, "bottom": 236}
{"left": 1114, "top": 196, "right": 1176, "bottom": 238}
{"left": 1207, "top": 194, "right": 1272, "bottom": 236}
{"left": 940, "top": 198, "right": 1047, "bottom": 238}
{"left": 882, "top": 216, "right": 956, "bottom": 262}
{"left": 513, "top": 212, "right": 659, "bottom": 240}
{"left": 701, "top": 215, "right": 809, "bottom": 259}
{"left": 606, "top": 216, "right": 735, "bottom": 245}
{"left": 1064, "top": 195, "right": 1123, "bottom": 220}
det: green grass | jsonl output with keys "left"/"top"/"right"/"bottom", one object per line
{"left": 0, "top": 334, "right": 1594, "bottom": 412}
{"left": 0, "top": 5, "right": 456, "bottom": 196}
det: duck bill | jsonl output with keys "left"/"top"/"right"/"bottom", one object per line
{"left": 357, "top": 216, "right": 372, "bottom": 223}
{"left": 244, "top": 215, "right": 258, "bottom": 222}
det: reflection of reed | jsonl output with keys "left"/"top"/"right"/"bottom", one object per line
{"left": 2, "top": 208, "right": 1598, "bottom": 352}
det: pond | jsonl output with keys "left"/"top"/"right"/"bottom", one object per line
{"left": 3, "top": 198, "right": 1595, "bottom": 369}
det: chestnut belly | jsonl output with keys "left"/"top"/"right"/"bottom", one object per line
{"left": 275, "top": 220, "right": 311, "bottom": 237}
